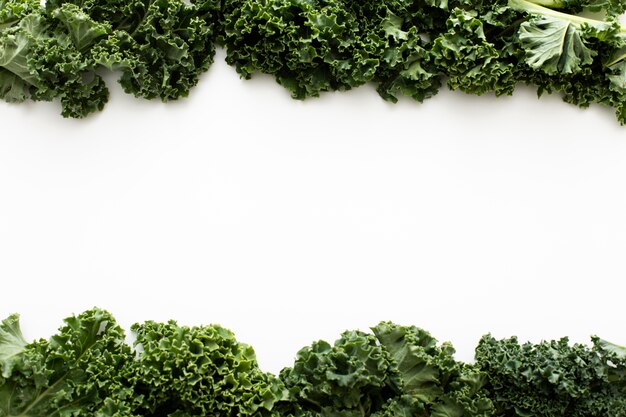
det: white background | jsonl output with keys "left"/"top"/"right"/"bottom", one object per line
{"left": 1, "top": 48, "right": 625, "bottom": 374}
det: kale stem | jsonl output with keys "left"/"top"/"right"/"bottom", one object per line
{"left": 524, "top": 0, "right": 566, "bottom": 7}
{"left": 508, "top": 0, "right": 626, "bottom": 33}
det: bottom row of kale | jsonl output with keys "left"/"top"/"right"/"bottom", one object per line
{"left": 0, "top": 308, "right": 624, "bottom": 417}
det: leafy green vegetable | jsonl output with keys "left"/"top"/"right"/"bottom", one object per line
{"left": 0, "top": 308, "right": 624, "bottom": 417}
{"left": 1, "top": 0, "right": 626, "bottom": 122}
{"left": 432, "top": 8, "right": 515, "bottom": 96}
{"left": 0, "top": 309, "right": 132, "bottom": 417}
{"left": 89, "top": 0, "right": 221, "bottom": 101}
{"left": 0, "top": 314, "right": 26, "bottom": 379}
{"left": 372, "top": 322, "right": 493, "bottom": 417}
{"left": 0, "top": 6, "right": 110, "bottom": 117}
{"left": 518, "top": 16, "right": 596, "bottom": 75}
{"left": 124, "top": 319, "right": 287, "bottom": 416}
{"left": 475, "top": 334, "right": 626, "bottom": 417}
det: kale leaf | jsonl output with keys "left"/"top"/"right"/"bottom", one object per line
{"left": 475, "top": 334, "right": 626, "bottom": 417}
{"left": 0, "top": 309, "right": 133, "bottom": 417}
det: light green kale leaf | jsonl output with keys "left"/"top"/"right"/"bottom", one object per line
{"left": 0, "top": 13, "right": 46, "bottom": 86}
{"left": 0, "top": 0, "right": 38, "bottom": 26}
{"left": 595, "top": 337, "right": 626, "bottom": 358}
{"left": 518, "top": 15, "right": 596, "bottom": 74}
{"left": 0, "top": 314, "right": 27, "bottom": 380}
{"left": 0, "top": 67, "right": 28, "bottom": 101}
{"left": 0, "top": 308, "right": 134, "bottom": 417}
{"left": 52, "top": 3, "right": 110, "bottom": 52}
{"left": 373, "top": 322, "right": 444, "bottom": 399}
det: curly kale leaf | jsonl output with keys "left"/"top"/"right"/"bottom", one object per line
{"left": 221, "top": 0, "right": 446, "bottom": 102}
{"left": 0, "top": 8, "right": 109, "bottom": 117}
{"left": 91, "top": 0, "right": 220, "bottom": 101}
{"left": 126, "top": 320, "right": 286, "bottom": 417}
{"left": 278, "top": 330, "right": 396, "bottom": 416}
{"left": 1, "top": 0, "right": 219, "bottom": 114}
{"left": 375, "top": 10, "right": 442, "bottom": 103}
{"left": 432, "top": 8, "right": 515, "bottom": 96}
{"left": 278, "top": 322, "right": 493, "bottom": 417}
{"left": 0, "top": 314, "right": 27, "bottom": 380}
{"left": 0, "top": 0, "right": 38, "bottom": 26}
{"left": 593, "top": 336, "right": 626, "bottom": 392}
{"left": 221, "top": 0, "right": 379, "bottom": 99}
{"left": 51, "top": 3, "right": 110, "bottom": 52}
{"left": 373, "top": 322, "right": 493, "bottom": 417}
{"left": 475, "top": 334, "right": 626, "bottom": 417}
{"left": 0, "top": 13, "right": 46, "bottom": 86}
{"left": 0, "top": 309, "right": 134, "bottom": 417}
{"left": 561, "top": 0, "right": 626, "bottom": 15}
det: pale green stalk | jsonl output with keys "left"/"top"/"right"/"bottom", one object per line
{"left": 509, "top": 0, "right": 626, "bottom": 32}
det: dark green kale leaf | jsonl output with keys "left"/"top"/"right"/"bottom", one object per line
{"left": 278, "top": 322, "right": 493, "bottom": 417}
{"left": 475, "top": 335, "right": 626, "bottom": 417}
{"left": 83, "top": 0, "right": 221, "bottom": 101}
{"left": 432, "top": 8, "right": 516, "bottom": 96}
{"left": 373, "top": 322, "right": 493, "bottom": 417}
{"left": 562, "top": 0, "right": 626, "bottom": 15}
{"left": 375, "top": 9, "right": 442, "bottom": 103}
{"left": 278, "top": 329, "right": 396, "bottom": 416}
{"left": 221, "top": 0, "right": 380, "bottom": 99}
{"left": 125, "top": 319, "right": 287, "bottom": 417}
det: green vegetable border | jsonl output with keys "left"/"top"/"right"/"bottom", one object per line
{"left": 1, "top": 0, "right": 626, "bottom": 122}
{"left": 1, "top": 308, "right": 625, "bottom": 416}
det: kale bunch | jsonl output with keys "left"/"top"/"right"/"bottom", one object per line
{"left": 219, "top": 0, "right": 626, "bottom": 123}
{"left": 1, "top": 0, "right": 626, "bottom": 122}
{"left": 0, "top": 309, "right": 287, "bottom": 417}
{"left": 0, "top": 0, "right": 221, "bottom": 117}
{"left": 1, "top": 308, "right": 625, "bottom": 417}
